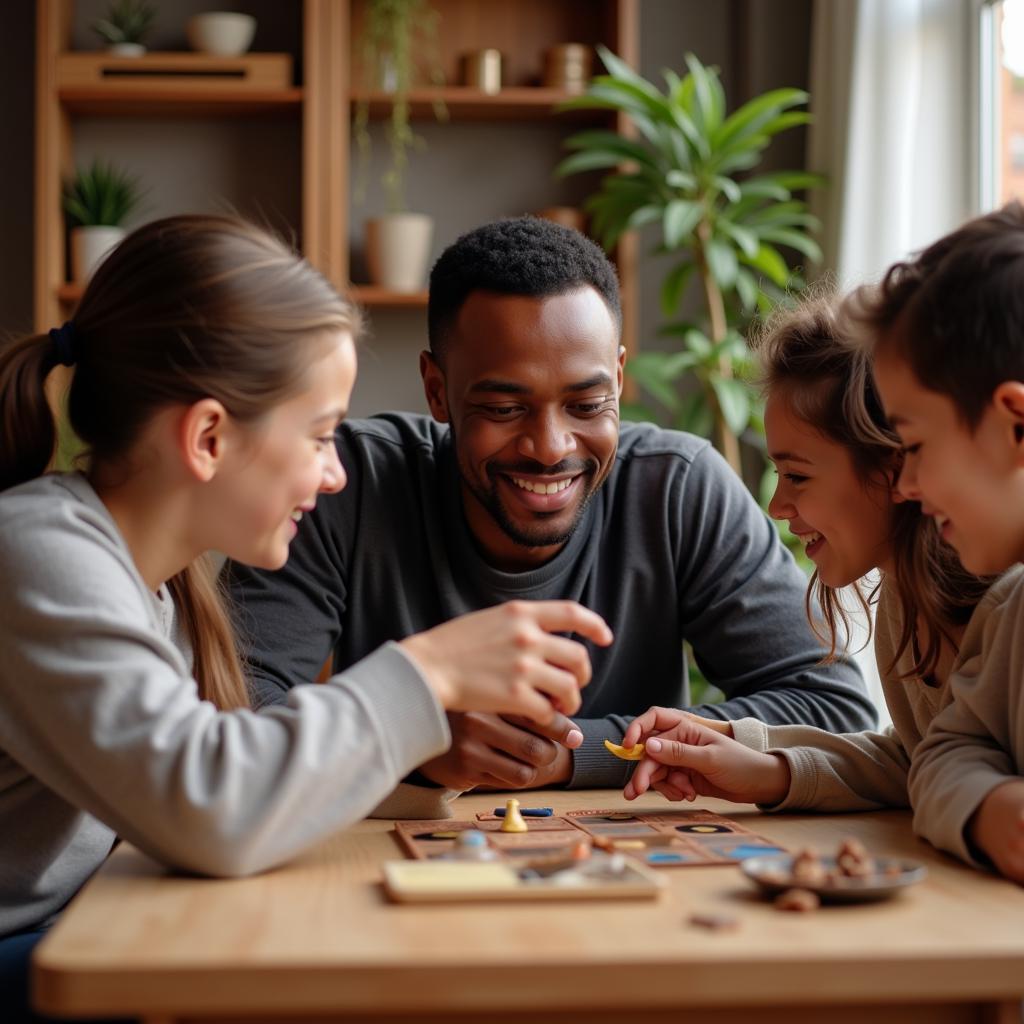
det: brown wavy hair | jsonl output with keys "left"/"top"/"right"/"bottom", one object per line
{"left": 0, "top": 214, "right": 361, "bottom": 709}
{"left": 754, "top": 291, "right": 988, "bottom": 679}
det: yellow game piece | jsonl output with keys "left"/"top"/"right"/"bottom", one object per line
{"left": 604, "top": 739, "right": 646, "bottom": 760}
{"left": 500, "top": 798, "right": 528, "bottom": 833}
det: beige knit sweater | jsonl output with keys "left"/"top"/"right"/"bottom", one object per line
{"left": 732, "top": 566, "right": 1024, "bottom": 865}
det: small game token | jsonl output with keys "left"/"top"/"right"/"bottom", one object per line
{"left": 453, "top": 830, "right": 497, "bottom": 861}
{"left": 688, "top": 911, "right": 741, "bottom": 932}
{"left": 774, "top": 888, "right": 820, "bottom": 912}
{"left": 500, "top": 798, "right": 528, "bottom": 833}
{"left": 603, "top": 739, "right": 646, "bottom": 760}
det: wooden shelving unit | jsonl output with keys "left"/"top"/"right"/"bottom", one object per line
{"left": 351, "top": 87, "right": 607, "bottom": 122}
{"left": 35, "top": 0, "right": 638, "bottom": 355}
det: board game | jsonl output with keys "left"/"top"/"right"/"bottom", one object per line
{"left": 393, "top": 808, "right": 788, "bottom": 870}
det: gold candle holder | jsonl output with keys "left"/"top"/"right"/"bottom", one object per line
{"left": 543, "top": 43, "right": 593, "bottom": 92}
{"left": 463, "top": 49, "right": 502, "bottom": 94}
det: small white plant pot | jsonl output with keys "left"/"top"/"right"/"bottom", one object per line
{"left": 365, "top": 214, "right": 434, "bottom": 293}
{"left": 186, "top": 13, "right": 257, "bottom": 56}
{"left": 108, "top": 42, "right": 146, "bottom": 57}
{"left": 71, "top": 225, "right": 126, "bottom": 284}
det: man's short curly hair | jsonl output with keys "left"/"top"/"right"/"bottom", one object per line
{"left": 427, "top": 217, "right": 622, "bottom": 358}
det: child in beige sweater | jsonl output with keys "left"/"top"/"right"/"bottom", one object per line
{"left": 862, "top": 202, "right": 1024, "bottom": 882}
{"left": 620, "top": 290, "right": 1016, "bottom": 873}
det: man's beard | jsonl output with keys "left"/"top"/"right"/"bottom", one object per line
{"left": 478, "top": 464, "right": 596, "bottom": 549}
{"left": 451, "top": 425, "right": 597, "bottom": 550}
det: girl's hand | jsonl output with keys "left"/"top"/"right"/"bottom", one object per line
{"left": 400, "top": 600, "right": 612, "bottom": 726}
{"left": 621, "top": 706, "right": 733, "bottom": 749}
{"left": 622, "top": 717, "right": 790, "bottom": 806}
{"left": 968, "top": 780, "right": 1024, "bottom": 883}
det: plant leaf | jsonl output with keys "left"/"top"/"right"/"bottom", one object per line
{"left": 757, "top": 227, "right": 824, "bottom": 263}
{"left": 717, "top": 220, "right": 759, "bottom": 259}
{"left": 713, "top": 87, "right": 809, "bottom": 150}
{"left": 666, "top": 169, "right": 698, "bottom": 191}
{"left": 562, "top": 130, "right": 660, "bottom": 171}
{"left": 711, "top": 375, "right": 752, "bottom": 436}
{"left": 735, "top": 268, "right": 759, "bottom": 312}
{"left": 710, "top": 175, "right": 741, "bottom": 203}
{"left": 742, "top": 243, "right": 792, "bottom": 287}
{"left": 627, "top": 353, "right": 684, "bottom": 411}
{"left": 705, "top": 237, "right": 738, "bottom": 288}
{"left": 684, "top": 328, "right": 713, "bottom": 357}
{"left": 663, "top": 199, "right": 702, "bottom": 248}
{"left": 555, "top": 150, "right": 627, "bottom": 176}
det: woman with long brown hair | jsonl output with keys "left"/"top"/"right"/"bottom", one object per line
{"left": 0, "top": 215, "right": 610, "bottom": 1017}
{"left": 616, "top": 292, "right": 1005, "bottom": 814}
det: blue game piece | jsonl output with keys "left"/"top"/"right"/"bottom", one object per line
{"left": 493, "top": 806, "right": 554, "bottom": 817}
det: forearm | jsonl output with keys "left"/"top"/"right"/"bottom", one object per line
{"left": 691, "top": 674, "right": 877, "bottom": 733}
{"left": 909, "top": 732, "right": 1014, "bottom": 867}
{"left": 731, "top": 719, "right": 911, "bottom": 812}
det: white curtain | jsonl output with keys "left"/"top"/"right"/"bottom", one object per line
{"left": 807, "top": 0, "right": 978, "bottom": 724}
{"left": 809, "top": 0, "right": 978, "bottom": 289}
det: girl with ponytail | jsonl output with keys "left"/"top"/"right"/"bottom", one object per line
{"left": 0, "top": 215, "right": 610, "bottom": 1017}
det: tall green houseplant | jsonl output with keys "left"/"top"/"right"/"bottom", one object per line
{"left": 557, "top": 47, "right": 823, "bottom": 476}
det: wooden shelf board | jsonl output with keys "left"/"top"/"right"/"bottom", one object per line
{"left": 58, "top": 86, "right": 304, "bottom": 116}
{"left": 61, "top": 283, "right": 429, "bottom": 309}
{"left": 350, "top": 285, "right": 429, "bottom": 307}
{"left": 351, "top": 86, "right": 603, "bottom": 121}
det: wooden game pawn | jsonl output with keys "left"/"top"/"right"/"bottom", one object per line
{"left": 500, "top": 798, "right": 528, "bottom": 833}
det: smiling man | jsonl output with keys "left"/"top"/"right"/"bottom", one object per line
{"left": 228, "top": 218, "right": 874, "bottom": 806}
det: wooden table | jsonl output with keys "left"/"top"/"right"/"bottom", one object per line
{"left": 33, "top": 791, "right": 1024, "bottom": 1024}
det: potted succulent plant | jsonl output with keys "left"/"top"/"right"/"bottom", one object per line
{"left": 63, "top": 161, "right": 143, "bottom": 283}
{"left": 92, "top": 0, "right": 157, "bottom": 57}
{"left": 354, "top": 0, "right": 446, "bottom": 292}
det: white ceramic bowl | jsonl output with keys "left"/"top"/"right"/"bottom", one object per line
{"left": 186, "top": 12, "right": 257, "bottom": 57}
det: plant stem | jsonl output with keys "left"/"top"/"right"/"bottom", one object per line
{"left": 694, "top": 219, "right": 742, "bottom": 475}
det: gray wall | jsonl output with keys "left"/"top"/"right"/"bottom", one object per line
{"left": 0, "top": 0, "right": 813, "bottom": 415}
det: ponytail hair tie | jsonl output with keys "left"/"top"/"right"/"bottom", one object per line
{"left": 49, "top": 322, "right": 78, "bottom": 367}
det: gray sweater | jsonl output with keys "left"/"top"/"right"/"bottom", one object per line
{"left": 0, "top": 473, "right": 450, "bottom": 938}
{"left": 228, "top": 414, "right": 875, "bottom": 788}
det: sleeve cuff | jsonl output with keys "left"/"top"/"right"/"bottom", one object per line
{"left": 757, "top": 745, "right": 820, "bottom": 812}
{"left": 568, "top": 719, "right": 636, "bottom": 789}
{"left": 368, "top": 782, "right": 465, "bottom": 820}
{"left": 730, "top": 718, "right": 771, "bottom": 752}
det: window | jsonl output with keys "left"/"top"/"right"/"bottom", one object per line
{"left": 980, "top": 0, "right": 1024, "bottom": 207}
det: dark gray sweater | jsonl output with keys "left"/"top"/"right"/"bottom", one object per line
{"left": 228, "top": 414, "right": 875, "bottom": 787}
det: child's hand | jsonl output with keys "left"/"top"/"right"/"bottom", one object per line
{"left": 968, "top": 780, "right": 1024, "bottom": 883}
{"left": 399, "top": 600, "right": 612, "bottom": 725}
{"left": 622, "top": 717, "right": 790, "bottom": 806}
{"left": 621, "top": 707, "right": 733, "bottom": 749}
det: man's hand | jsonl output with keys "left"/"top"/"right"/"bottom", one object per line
{"left": 417, "top": 711, "right": 581, "bottom": 791}
{"left": 968, "top": 779, "right": 1024, "bottom": 883}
